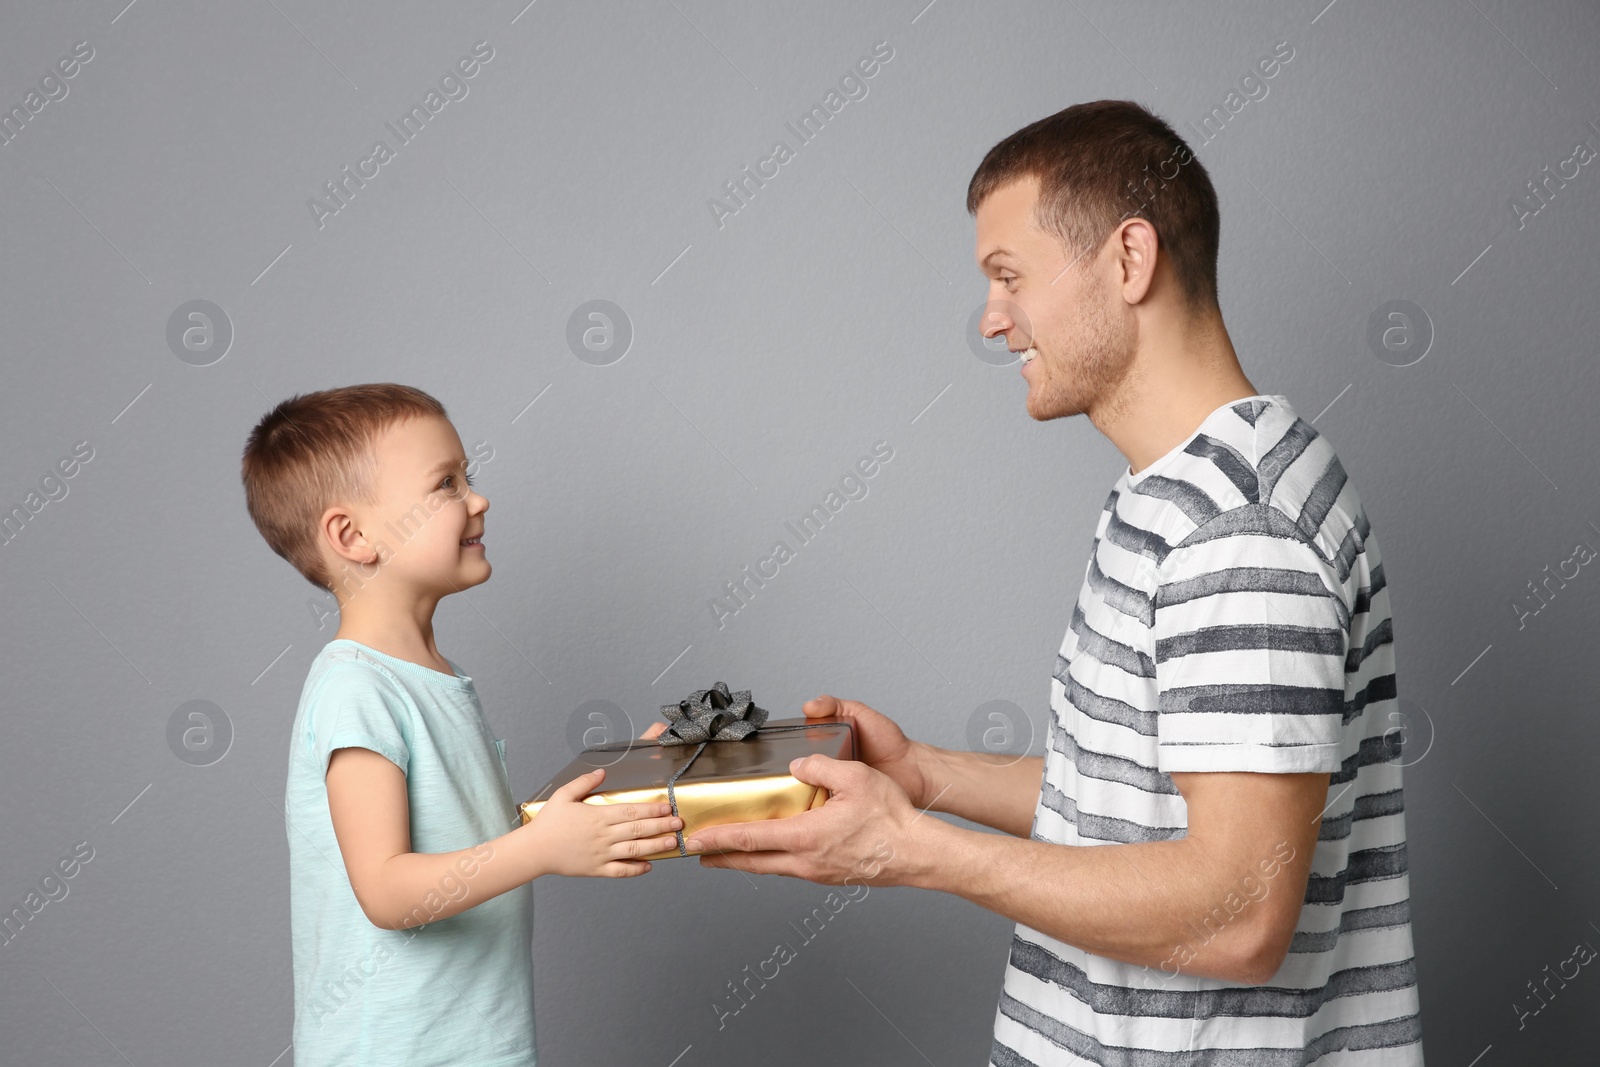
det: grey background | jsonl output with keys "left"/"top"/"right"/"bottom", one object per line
{"left": 2, "top": 0, "right": 1597, "bottom": 1063}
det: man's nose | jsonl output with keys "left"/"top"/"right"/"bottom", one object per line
{"left": 981, "top": 308, "right": 1012, "bottom": 339}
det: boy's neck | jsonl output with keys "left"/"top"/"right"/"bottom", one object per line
{"left": 332, "top": 591, "right": 451, "bottom": 675}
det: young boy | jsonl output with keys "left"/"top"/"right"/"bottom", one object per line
{"left": 241, "top": 383, "right": 682, "bottom": 1066}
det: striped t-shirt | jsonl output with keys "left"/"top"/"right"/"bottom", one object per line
{"left": 991, "top": 394, "right": 1423, "bottom": 1066}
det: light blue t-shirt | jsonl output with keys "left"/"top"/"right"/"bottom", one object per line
{"left": 284, "top": 639, "right": 536, "bottom": 1067}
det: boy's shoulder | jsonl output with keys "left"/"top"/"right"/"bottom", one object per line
{"left": 289, "top": 641, "right": 419, "bottom": 774}
{"left": 294, "top": 641, "right": 420, "bottom": 723}
{"left": 302, "top": 639, "right": 405, "bottom": 689}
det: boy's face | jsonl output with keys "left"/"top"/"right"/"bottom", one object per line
{"left": 339, "top": 414, "right": 490, "bottom": 597}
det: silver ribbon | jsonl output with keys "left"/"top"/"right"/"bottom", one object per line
{"left": 656, "top": 681, "right": 768, "bottom": 855}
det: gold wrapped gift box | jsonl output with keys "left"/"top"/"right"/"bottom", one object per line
{"left": 519, "top": 717, "right": 857, "bottom": 860}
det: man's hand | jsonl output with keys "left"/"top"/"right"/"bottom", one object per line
{"left": 801, "top": 694, "right": 931, "bottom": 809}
{"left": 513, "top": 768, "right": 682, "bottom": 878}
{"left": 685, "top": 754, "right": 925, "bottom": 886}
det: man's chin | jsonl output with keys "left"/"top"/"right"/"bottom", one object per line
{"left": 1024, "top": 388, "right": 1079, "bottom": 422}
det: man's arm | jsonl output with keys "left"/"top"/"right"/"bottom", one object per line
{"left": 326, "top": 747, "right": 682, "bottom": 929}
{"left": 915, "top": 767, "right": 1328, "bottom": 983}
{"left": 687, "top": 751, "right": 1327, "bottom": 985}
{"left": 910, "top": 747, "right": 1044, "bottom": 837}
{"left": 797, "top": 695, "right": 1044, "bottom": 837}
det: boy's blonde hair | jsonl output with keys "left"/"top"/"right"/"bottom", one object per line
{"left": 242, "top": 383, "right": 447, "bottom": 591}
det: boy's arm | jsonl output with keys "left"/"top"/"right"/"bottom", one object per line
{"left": 326, "top": 747, "right": 682, "bottom": 930}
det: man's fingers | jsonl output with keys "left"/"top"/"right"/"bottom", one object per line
{"left": 699, "top": 850, "right": 803, "bottom": 878}
{"left": 684, "top": 817, "right": 796, "bottom": 855}
{"left": 549, "top": 767, "right": 605, "bottom": 801}
{"left": 805, "top": 694, "right": 883, "bottom": 725}
{"left": 803, "top": 694, "right": 842, "bottom": 719}
{"left": 788, "top": 753, "right": 871, "bottom": 793}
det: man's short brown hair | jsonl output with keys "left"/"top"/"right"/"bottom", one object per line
{"left": 241, "top": 383, "right": 447, "bottom": 591}
{"left": 966, "top": 99, "right": 1221, "bottom": 313}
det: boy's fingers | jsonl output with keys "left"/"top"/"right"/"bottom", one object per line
{"left": 614, "top": 834, "right": 682, "bottom": 859}
{"left": 613, "top": 815, "right": 683, "bottom": 841}
{"left": 550, "top": 767, "right": 604, "bottom": 801}
{"left": 605, "top": 859, "right": 653, "bottom": 878}
{"left": 599, "top": 801, "right": 673, "bottom": 821}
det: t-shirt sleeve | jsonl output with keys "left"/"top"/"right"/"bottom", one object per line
{"left": 1152, "top": 520, "right": 1349, "bottom": 774}
{"left": 304, "top": 663, "right": 413, "bottom": 777}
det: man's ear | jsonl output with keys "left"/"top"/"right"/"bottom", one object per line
{"left": 1113, "top": 217, "right": 1159, "bottom": 305}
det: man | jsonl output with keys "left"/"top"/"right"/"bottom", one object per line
{"left": 682, "top": 100, "right": 1423, "bottom": 1065}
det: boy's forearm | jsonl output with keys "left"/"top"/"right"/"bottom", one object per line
{"left": 367, "top": 829, "right": 536, "bottom": 930}
{"left": 913, "top": 743, "right": 1043, "bottom": 837}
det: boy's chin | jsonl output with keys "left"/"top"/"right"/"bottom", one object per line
{"left": 453, "top": 559, "right": 492, "bottom": 587}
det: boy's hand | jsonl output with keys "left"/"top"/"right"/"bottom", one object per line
{"left": 517, "top": 768, "right": 682, "bottom": 878}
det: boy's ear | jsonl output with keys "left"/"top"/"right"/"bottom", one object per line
{"left": 319, "top": 503, "right": 382, "bottom": 576}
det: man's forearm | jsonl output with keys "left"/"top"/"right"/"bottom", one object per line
{"left": 913, "top": 743, "right": 1043, "bottom": 837}
{"left": 902, "top": 817, "right": 1290, "bottom": 984}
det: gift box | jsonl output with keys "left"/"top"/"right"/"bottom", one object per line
{"left": 519, "top": 683, "right": 857, "bottom": 860}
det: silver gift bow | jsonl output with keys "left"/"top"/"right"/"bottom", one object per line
{"left": 657, "top": 681, "right": 769, "bottom": 745}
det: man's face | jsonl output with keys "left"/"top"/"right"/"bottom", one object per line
{"left": 974, "top": 175, "right": 1136, "bottom": 422}
{"left": 347, "top": 414, "right": 490, "bottom": 595}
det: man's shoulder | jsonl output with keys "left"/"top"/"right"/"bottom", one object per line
{"left": 1128, "top": 395, "right": 1366, "bottom": 563}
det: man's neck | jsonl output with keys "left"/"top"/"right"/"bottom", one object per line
{"left": 1092, "top": 315, "right": 1258, "bottom": 477}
